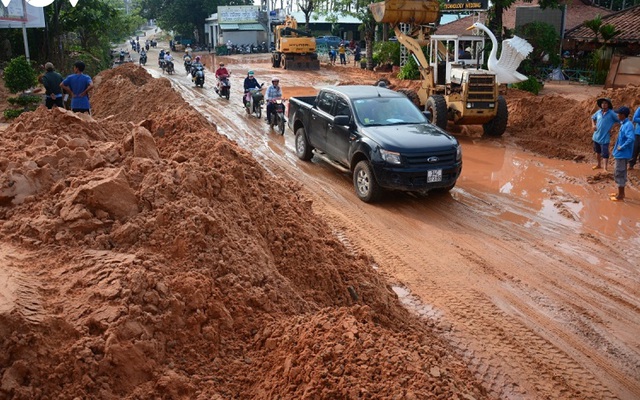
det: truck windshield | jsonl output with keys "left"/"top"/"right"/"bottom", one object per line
{"left": 353, "top": 97, "right": 426, "bottom": 126}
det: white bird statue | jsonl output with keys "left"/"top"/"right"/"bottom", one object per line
{"left": 466, "top": 22, "right": 534, "bottom": 84}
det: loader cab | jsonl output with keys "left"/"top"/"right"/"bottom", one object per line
{"left": 429, "top": 34, "right": 486, "bottom": 85}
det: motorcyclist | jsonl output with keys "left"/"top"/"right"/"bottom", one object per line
{"left": 243, "top": 70, "right": 263, "bottom": 106}
{"left": 215, "top": 62, "right": 230, "bottom": 92}
{"left": 265, "top": 77, "right": 283, "bottom": 123}
{"left": 158, "top": 49, "right": 165, "bottom": 67}
{"left": 190, "top": 56, "right": 204, "bottom": 77}
{"left": 244, "top": 71, "right": 262, "bottom": 92}
{"left": 139, "top": 49, "right": 147, "bottom": 64}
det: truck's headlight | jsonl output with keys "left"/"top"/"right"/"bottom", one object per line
{"left": 456, "top": 145, "right": 462, "bottom": 161}
{"left": 380, "top": 149, "right": 401, "bottom": 165}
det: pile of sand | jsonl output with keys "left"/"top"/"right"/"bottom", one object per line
{"left": 0, "top": 64, "right": 486, "bottom": 398}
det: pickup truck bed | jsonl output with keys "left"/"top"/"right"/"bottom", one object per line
{"left": 288, "top": 85, "right": 462, "bottom": 202}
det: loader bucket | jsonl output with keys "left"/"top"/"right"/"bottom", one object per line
{"left": 369, "top": 0, "right": 439, "bottom": 25}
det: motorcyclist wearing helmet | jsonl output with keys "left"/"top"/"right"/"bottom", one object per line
{"left": 243, "top": 70, "right": 263, "bottom": 106}
{"left": 190, "top": 56, "right": 204, "bottom": 77}
{"left": 265, "top": 77, "right": 283, "bottom": 123}
{"left": 244, "top": 71, "right": 262, "bottom": 92}
{"left": 215, "top": 62, "right": 230, "bottom": 92}
{"left": 215, "top": 62, "right": 229, "bottom": 79}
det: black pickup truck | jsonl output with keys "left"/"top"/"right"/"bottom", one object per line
{"left": 287, "top": 85, "right": 462, "bottom": 202}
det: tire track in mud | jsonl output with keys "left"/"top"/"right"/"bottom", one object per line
{"left": 159, "top": 62, "right": 640, "bottom": 400}
{"left": 305, "top": 192, "right": 636, "bottom": 399}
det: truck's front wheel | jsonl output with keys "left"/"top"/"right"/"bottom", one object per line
{"left": 482, "top": 95, "right": 508, "bottom": 137}
{"left": 426, "top": 95, "right": 448, "bottom": 131}
{"left": 295, "top": 128, "right": 313, "bottom": 161}
{"left": 353, "top": 160, "right": 381, "bottom": 203}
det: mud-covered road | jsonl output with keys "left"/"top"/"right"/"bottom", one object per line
{"left": 145, "top": 50, "right": 640, "bottom": 399}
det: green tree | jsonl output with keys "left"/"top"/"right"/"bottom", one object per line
{"left": 515, "top": 21, "right": 560, "bottom": 65}
{"left": 584, "top": 14, "right": 621, "bottom": 84}
{"left": 488, "top": 0, "right": 561, "bottom": 45}
{"left": 139, "top": 0, "right": 240, "bottom": 42}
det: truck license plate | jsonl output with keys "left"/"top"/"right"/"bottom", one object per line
{"left": 427, "top": 169, "right": 442, "bottom": 183}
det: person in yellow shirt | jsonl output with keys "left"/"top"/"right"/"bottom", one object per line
{"left": 338, "top": 44, "right": 346, "bottom": 65}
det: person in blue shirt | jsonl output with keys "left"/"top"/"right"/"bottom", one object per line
{"left": 265, "top": 77, "right": 283, "bottom": 123}
{"left": 591, "top": 97, "right": 619, "bottom": 172}
{"left": 60, "top": 61, "right": 93, "bottom": 114}
{"left": 629, "top": 107, "right": 640, "bottom": 170}
{"left": 610, "top": 106, "right": 634, "bottom": 201}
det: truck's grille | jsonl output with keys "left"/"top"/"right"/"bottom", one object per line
{"left": 467, "top": 75, "right": 496, "bottom": 101}
{"left": 404, "top": 149, "right": 457, "bottom": 167}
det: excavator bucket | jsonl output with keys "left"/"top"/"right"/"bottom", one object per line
{"left": 369, "top": 0, "right": 439, "bottom": 25}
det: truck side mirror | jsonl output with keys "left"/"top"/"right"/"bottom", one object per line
{"left": 333, "top": 115, "right": 351, "bottom": 126}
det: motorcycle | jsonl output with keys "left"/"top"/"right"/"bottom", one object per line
{"left": 139, "top": 53, "right": 147, "bottom": 66}
{"left": 268, "top": 99, "right": 286, "bottom": 135}
{"left": 244, "top": 86, "right": 264, "bottom": 118}
{"left": 192, "top": 66, "right": 205, "bottom": 88}
{"left": 215, "top": 74, "right": 231, "bottom": 100}
{"left": 159, "top": 58, "right": 165, "bottom": 69}
{"left": 164, "top": 60, "right": 175, "bottom": 74}
{"left": 184, "top": 58, "right": 192, "bottom": 74}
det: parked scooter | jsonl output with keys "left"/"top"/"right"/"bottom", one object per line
{"left": 215, "top": 74, "right": 231, "bottom": 100}
{"left": 244, "top": 86, "right": 264, "bottom": 118}
{"left": 268, "top": 99, "right": 286, "bottom": 135}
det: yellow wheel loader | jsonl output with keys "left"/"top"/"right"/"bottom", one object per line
{"left": 370, "top": 0, "right": 508, "bottom": 136}
{"left": 272, "top": 15, "right": 320, "bottom": 70}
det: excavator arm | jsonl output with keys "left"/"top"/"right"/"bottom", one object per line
{"left": 280, "top": 27, "right": 313, "bottom": 37}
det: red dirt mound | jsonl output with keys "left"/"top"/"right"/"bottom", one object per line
{"left": 0, "top": 64, "right": 487, "bottom": 398}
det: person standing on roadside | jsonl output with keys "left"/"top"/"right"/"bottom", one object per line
{"left": 629, "top": 106, "right": 640, "bottom": 170}
{"left": 591, "top": 97, "right": 619, "bottom": 171}
{"left": 60, "top": 61, "right": 93, "bottom": 114}
{"left": 39, "top": 62, "right": 64, "bottom": 109}
{"left": 338, "top": 44, "right": 346, "bottom": 65}
{"left": 353, "top": 44, "right": 361, "bottom": 67}
{"left": 609, "top": 106, "right": 634, "bottom": 201}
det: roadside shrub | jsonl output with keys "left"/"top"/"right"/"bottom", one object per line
{"left": 397, "top": 55, "right": 420, "bottom": 80}
{"left": 373, "top": 41, "right": 400, "bottom": 66}
{"left": 512, "top": 76, "right": 543, "bottom": 95}
{"left": 3, "top": 55, "right": 37, "bottom": 93}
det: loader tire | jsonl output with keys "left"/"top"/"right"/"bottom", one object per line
{"left": 426, "top": 95, "right": 448, "bottom": 131}
{"left": 397, "top": 89, "right": 420, "bottom": 108}
{"left": 482, "top": 95, "right": 508, "bottom": 137}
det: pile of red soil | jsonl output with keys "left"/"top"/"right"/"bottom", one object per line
{"left": 504, "top": 85, "right": 640, "bottom": 160}
{"left": 0, "top": 64, "right": 487, "bottom": 398}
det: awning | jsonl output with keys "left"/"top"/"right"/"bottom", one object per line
{"left": 238, "top": 23, "right": 265, "bottom": 31}
{"left": 219, "top": 23, "right": 265, "bottom": 31}
{"left": 219, "top": 23, "right": 240, "bottom": 30}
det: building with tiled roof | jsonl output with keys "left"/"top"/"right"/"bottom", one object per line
{"left": 435, "top": 0, "right": 614, "bottom": 36}
{"left": 564, "top": 4, "right": 640, "bottom": 52}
